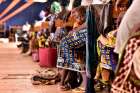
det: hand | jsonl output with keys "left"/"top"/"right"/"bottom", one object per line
{"left": 68, "top": 29, "right": 77, "bottom": 36}
{"left": 68, "top": 31, "right": 74, "bottom": 36}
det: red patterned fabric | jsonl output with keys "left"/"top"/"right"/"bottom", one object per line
{"left": 111, "top": 35, "right": 140, "bottom": 93}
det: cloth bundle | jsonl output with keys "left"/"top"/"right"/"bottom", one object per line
{"left": 31, "top": 68, "right": 61, "bottom": 85}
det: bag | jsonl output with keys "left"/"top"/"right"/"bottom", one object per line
{"left": 31, "top": 68, "right": 61, "bottom": 85}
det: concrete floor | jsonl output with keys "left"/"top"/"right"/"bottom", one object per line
{"left": 0, "top": 42, "right": 72, "bottom": 93}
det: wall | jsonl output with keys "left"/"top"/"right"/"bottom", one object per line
{"left": 0, "top": 0, "right": 47, "bottom": 27}
{"left": 6, "top": 3, "right": 46, "bottom": 27}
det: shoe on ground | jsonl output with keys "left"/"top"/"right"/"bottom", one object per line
{"left": 72, "top": 87, "right": 85, "bottom": 93}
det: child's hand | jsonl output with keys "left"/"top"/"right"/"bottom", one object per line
{"left": 68, "top": 31, "right": 74, "bottom": 36}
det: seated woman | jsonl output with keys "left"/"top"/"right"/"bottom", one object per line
{"left": 58, "top": 6, "right": 87, "bottom": 91}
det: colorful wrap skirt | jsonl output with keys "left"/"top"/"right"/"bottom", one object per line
{"left": 97, "top": 41, "right": 117, "bottom": 71}
{"left": 57, "top": 29, "right": 87, "bottom": 71}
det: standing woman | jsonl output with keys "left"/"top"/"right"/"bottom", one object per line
{"left": 111, "top": 26, "right": 140, "bottom": 93}
{"left": 59, "top": 6, "right": 87, "bottom": 91}
{"left": 114, "top": 0, "right": 140, "bottom": 55}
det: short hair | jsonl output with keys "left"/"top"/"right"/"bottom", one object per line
{"left": 72, "top": 0, "right": 82, "bottom": 8}
{"left": 74, "top": 6, "right": 86, "bottom": 18}
{"left": 59, "top": 0, "right": 69, "bottom": 7}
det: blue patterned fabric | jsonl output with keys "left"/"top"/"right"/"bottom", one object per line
{"left": 53, "top": 28, "right": 68, "bottom": 41}
{"left": 98, "top": 41, "right": 117, "bottom": 71}
{"left": 57, "top": 29, "right": 87, "bottom": 71}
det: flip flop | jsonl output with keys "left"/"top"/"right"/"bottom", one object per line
{"left": 60, "top": 83, "right": 71, "bottom": 91}
{"left": 72, "top": 87, "right": 85, "bottom": 93}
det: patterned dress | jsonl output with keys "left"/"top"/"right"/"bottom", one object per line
{"left": 97, "top": 30, "right": 117, "bottom": 71}
{"left": 57, "top": 29, "right": 87, "bottom": 71}
{"left": 111, "top": 32, "right": 140, "bottom": 93}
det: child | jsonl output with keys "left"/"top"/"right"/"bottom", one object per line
{"left": 94, "top": 11, "right": 125, "bottom": 92}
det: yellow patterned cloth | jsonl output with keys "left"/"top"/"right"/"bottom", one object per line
{"left": 97, "top": 30, "right": 117, "bottom": 56}
{"left": 38, "top": 35, "right": 47, "bottom": 48}
{"left": 100, "top": 30, "right": 117, "bottom": 48}
{"left": 97, "top": 30, "right": 117, "bottom": 71}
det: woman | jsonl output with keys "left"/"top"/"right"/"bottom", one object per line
{"left": 114, "top": 0, "right": 140, "bottom": 55}
{"left": 58, "top": 6, "right": 87, "bottom": 91}
{"left": 111, "top": 25, "right": 140, "bottom": 93}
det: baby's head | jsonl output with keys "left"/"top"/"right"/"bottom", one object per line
{"left": 74, "top": 6, "right": 86, "bottom": 25}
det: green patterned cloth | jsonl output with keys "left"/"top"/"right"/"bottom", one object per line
{"left": 51, "top": 1, "right": 61, "bottom": 14}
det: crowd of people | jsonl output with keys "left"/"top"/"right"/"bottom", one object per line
{"left": 15, "top": 0, "right": 140, "bottom": 93}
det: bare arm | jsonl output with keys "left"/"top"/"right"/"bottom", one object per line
{"left": 68, "top": 22, "right": 87, "bottom": 36}
{"left": 73, "top": 22, "right": 87, "bottom": 32}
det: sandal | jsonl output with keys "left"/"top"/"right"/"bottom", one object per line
{"left": 94, "top": 81, "right": 102, "bottom": 92}
{"left": 72, "top": 87, "right": 85, "bottom": 93}
{"left": 60, "top": 83, "right": 71, "bottom": 91}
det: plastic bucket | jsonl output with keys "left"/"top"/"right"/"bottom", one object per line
{"left": 39, "top": 48, "right": 57, "bottom": 67}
